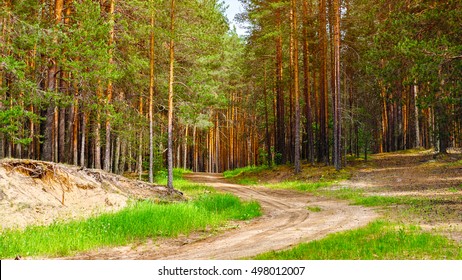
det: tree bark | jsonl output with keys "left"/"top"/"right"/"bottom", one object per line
{"left": 43, "top": 0, "right": 64, "bottom": 162}
{"left": 149, "top": 6, "right": 155, "bottom": 182}
{"left": 292, "top": 0, "right": 301, "bottom": 174}
{"left": 167, "top": 0, "right": 176, "bottom": 189}
{"left": 302, "top": 0, "right": 314, "bottom": 164}
{"left": 333, "top": 0, "right": 342, "bottom": 170}
{"left": 104, "top": 0, "right": 115, "bottom": 172}
{"left": 413, "top": 82, "right": 420, "bottom": 148}
{"left": 318, "top": 0, "right": 329, "bottom": 164}
{"left": 275, "top": 3, "right": 285, "bottom": 164}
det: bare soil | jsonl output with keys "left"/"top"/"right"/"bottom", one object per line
{"left": 340, "top": 150, "right": 462, "bottom": 241}
{"left": 343, "top": 151, "right": 462, "bottom": 194}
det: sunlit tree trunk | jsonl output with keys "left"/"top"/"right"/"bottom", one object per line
{"left": 149, "top": 6, "right": 155, "bottom": 182}
{"left": 80, "top": 112, "right": 87, "bottom": 167}
{"left": 43, "top": 0, "right": 64, "bottom": 162}
{"left": 94, "top": 82, "right": 103, "bottom": 169}
{"left": 302, "top": 0, "right": 314, "bottom": 164}
{"left": 413, "top": 82, "right": 420, "bottom": 148}
{"left": 333, "top": 0, "right": 342, "bottom": 170}
{"left": 263, "top": 63, "right": 271, "bottom": 167}
{"left": 275, "top": 2, "right": 285, "bottom": 164}
{"left": 104, "top": 0, "right": 115, "bottom": 172}
{"left": 138, "top": 92, "right": 143, "bottom": 180}
{"left": 318, "top": 0, "right": 329, "bottom": 164}
{"left": 292, "top": 0, "right": 301, "bottom": 174}
{"left": 167, "top": 0, "right": 176, "bottom": 189}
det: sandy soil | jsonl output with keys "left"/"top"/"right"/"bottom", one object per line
{"left": 0, "top": 159, "right": 180, "bottom": 230}
{"left": 342, "top": 151, "right": 462, "bottom": 194}
{"left": 340, "top": 151, "right": 462, "bottom": 241}
{"left": 65, "top": 173, "right": 377, "bottom": 259}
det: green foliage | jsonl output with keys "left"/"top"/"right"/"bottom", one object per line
{"left": 267, "top": 181, "right": 332, "bottom": 192}
{"left": 254, "top": 220, "right": 462, "bottom": 260}
{"left": 194, "top": 193, "right": 261, "bottom": 220}
{"left": 306, "top": 206, "right": 322, "bottom": 212}
{"left": 0, "top": 193, "right": 261, "bottom": 258}
{"left": 0, "top": 106, "right": 41, "bottom": 145}
{"left": 223, "top": 165, "right": 269, "bottom": 179}
{"left": 154, "top": 168, "right": 215, "bottom": 198}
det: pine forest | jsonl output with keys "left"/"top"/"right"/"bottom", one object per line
{"left": 1, "top": 0, "right": 461, "bottom": 186}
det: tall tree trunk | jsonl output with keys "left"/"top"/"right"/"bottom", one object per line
{"left": 292, "top": 0, "right": 301, "bottom": 174}
{"left": 275, "top": 3, "right": 285, "bottom": 164}
{"left": 72, "top": 86, "right": 79, "bottom": 166}
{"left": 318, "top": 0, "right": 329, "bottom": 164}
{"left": 80, "top": 112, "right": 87, "bottom": 167}
{"left": 183, "top": 125, "right": 188, "bottom": 169}
{"left": 302, "top": 0, "right": 314, "bottom": 164}
{"left": 263, "top": 63, "right": 271, "bottom": 167}
{"left": 413, "top": 82, "right": 420, "bottom": 148}
{"left": 43, "top": 0, "right": 64, "bottom": 162}
{"left": 119, "top": 138, "right": 126, "bottom": 174}
{"left": 333, "top": 0, "right": 342, "bottom": 170}
{"left": 193, "top": 125, "right": 198, "bottom": 172}
{"left": 104, "top": 0, "right": 115, "bottom": 172}
{"left": 167, "top": 0, "right": 176, "bottom": 190}
{"left": 94, "top": 83, "right": 103, "bottom": 169}
{"left": 138, "top": 93, "right": 143, "bottom": 180}
{"left": 149, "top": 7, "right": 155, "bottom": 183}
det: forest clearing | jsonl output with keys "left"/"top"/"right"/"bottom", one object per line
{"left": 1, "top": 0, "right": 461, "bottom": 261}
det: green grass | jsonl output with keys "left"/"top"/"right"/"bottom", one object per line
{"left": 266, "top": 181, "right": 332, "bottom": 192}
{"left": 223, "top": 165, "right": 269, "bottom": 179}
{"left": 154, "top": 168, "right": 215, "bottom": 198}
{"left": 0, "top": 193, "right": 261, "bottom": 259}
{"left": 306, "top": 206, "right": 322, "bottom": 212}
{"left": 317, "top": 187, "right": 430, "bottom": 207}
{"left": 254, "top": 220, "right": 462, "bottom": 260}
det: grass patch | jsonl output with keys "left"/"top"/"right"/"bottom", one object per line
{"left": 154, "top": 168, "right": 215, "bottom": 198}
{"left": 254, "top": 220, "right": 462, "bottom": 260}
{"left": 223, "top": 165, "right": 269, "bottom": 179}
{"left": 266, "top": 181, "right": 332, "bottom": 192}
{"left": 195, "top": 193, "right": 261, "bottom": 220}
{"left": 0, "top": 194, "right": 261, "bottom": 259}
{"left": 236, "top": 178, "right": 259, "bottom": 185}
{"left": 320, "top": 188, "right": 462, "bottom": 223}
{"left": 306, "top": 206, "right": 322, "bottom": 212}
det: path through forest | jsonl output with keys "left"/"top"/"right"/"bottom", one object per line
{"left": 65, "top": 173, "right": 377, "bottom": 259}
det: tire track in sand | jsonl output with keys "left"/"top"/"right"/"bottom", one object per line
{"left": 65, "top": 173, "right": 377, "bottom": 260}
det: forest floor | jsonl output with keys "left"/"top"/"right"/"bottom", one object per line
{"left": 63, "top": 149, "right": 462, "bottom": 259}
{"left": 62, "top": 173, "right": 376, "bottom": 259}
{"left": 339, "top": 150, "right": 462, "bottom": 242}
{"left": 2, "top": 149, "right": 461, "bottom": 259}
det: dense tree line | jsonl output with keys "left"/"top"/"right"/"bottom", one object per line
{"left": 1, "top": 0, "right": 461, "bottom": 181}
{"left": 237, "top": 0, "right": 461, "bottom": 172}
{"left": 0, "top": 0, "right": 245, "bottom": 184}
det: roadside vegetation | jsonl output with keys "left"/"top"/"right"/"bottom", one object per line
{"left": 0, "top": 169, "right": 261, "bottom": 259}
{"left": 254, "top": 220, "right": 462, "bottom": 260}
{"left": 225, "top": 151, "right": 462, "bottom": 259}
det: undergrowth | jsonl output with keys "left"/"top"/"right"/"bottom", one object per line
{"left": 254, "top": 220, "right": 462, "bottom": 260}
{"left": 0, "top": 193, "right": 261, "bottom": 259}
{"left": 266, "top": 181, "right": 332, "bottom": 192}
{"left": 223, "top": 165, "right": 269, "bottom": 179}
{"left": 155, "top": 168, "right": 215, "bottom": 198}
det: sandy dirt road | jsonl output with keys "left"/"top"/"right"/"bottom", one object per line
{"left": 67, "top": 173, "right": 377, "bottom": 260}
